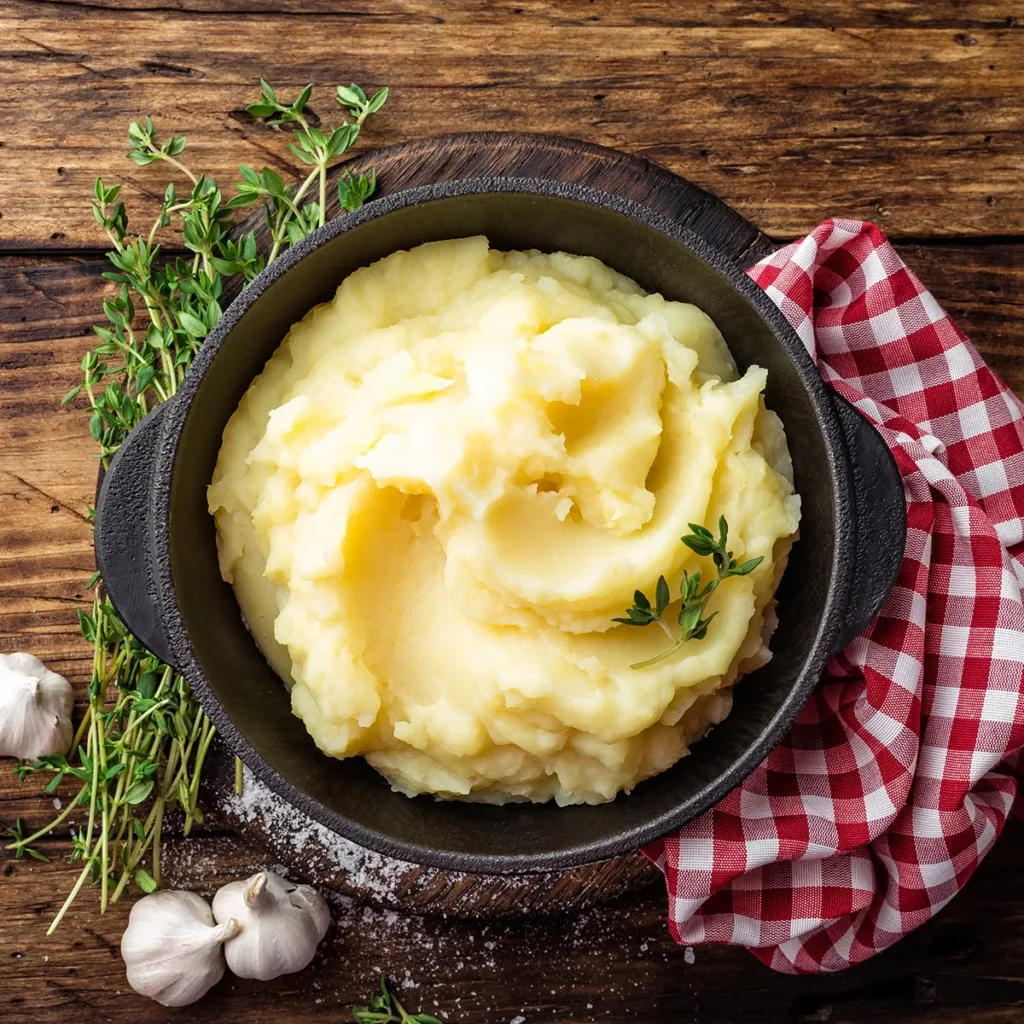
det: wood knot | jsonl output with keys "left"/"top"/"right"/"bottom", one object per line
{"left": 141, "top": 60, "right": 203, "bottom": 79}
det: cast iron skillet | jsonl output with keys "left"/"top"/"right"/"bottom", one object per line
{"left": 94, "top": 178, "right": 906, "bottom": 873}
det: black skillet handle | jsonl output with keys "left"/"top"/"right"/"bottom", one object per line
{"left": 94, "top": 403, "right": 178, "bottom": 668}
{"left": 829, "top": 391, "right": 907, "bottom": 651}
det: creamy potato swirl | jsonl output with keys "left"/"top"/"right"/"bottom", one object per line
{"left": 208, "top": 237, "right": 801, "bottom": 804}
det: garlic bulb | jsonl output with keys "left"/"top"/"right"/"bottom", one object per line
{"left": 0, "top": 652, "right": 74, "bottom": 759}
{"left": 120, "top": 890, "right": 240, "bottom": 1007}
{"left": 212, "top": 870, "right": 330, "bottom": 980}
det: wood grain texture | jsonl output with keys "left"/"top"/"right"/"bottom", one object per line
{"left": 0, "top": 2, "right": 1022, "bottom": 246}
{"left": 2, "top": 2, "right": 1024, "bottom": 1020}
{"left": 20, "top": 1, "right": 1024, "bottom": 28}
{"left": 2, "top": 821, "right": 1024, "bottom": 1023}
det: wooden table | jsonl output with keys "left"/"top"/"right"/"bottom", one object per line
{"left": 1, "top": 3, "right": 1023, "bottom": 1021}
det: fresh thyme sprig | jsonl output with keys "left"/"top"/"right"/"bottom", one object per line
{"left": 613, "top": 516, "right": 764, "bottom": 670}
{"left": 353, "top": 977, "right": 444, "bottom": 1024}
{"left": 9, "top": 599, "right": 216, "bottom": 934}
{"left": 230, "top": 79, "right": 388, "bottom": 260}
{"left": 6, "top": 79, "right": 387, "bottom": 931}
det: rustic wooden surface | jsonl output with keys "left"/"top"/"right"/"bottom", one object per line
{"left": 2, "top": 2, "right": 1022, "bottom": 247}
{"left": 1, "top": 1, "right": 1023, "bottom": 1021}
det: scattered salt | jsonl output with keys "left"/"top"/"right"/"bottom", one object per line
{"left": 216, "top": 764, "right": 645, "bottom": 932}
{"left": 684, "top": 946, "right": 696, "bottom": 964}
{"left": 510, "top": 1016, "right": 527, "bottom": 1024}
{"left": 219, "top": 765, "right": 417, "bottom": 904}
{"left": 52, "top": 798, "right": 62, "bottom": 810}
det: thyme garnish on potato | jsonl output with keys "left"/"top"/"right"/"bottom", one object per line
{"left": 613, "top": 516, "right": 763, "bottom": 670}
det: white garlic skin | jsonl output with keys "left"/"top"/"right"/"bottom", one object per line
{"left": 212, "top": 870, "right": 331, "bottom": 980}
{"left": 120, "top": 890, "right": 240, "bottom": 1007}
{"left": 289, "top": 880, "right": 331, "bottom": 941}
{"left": 0, "top": 652, "right": 74, "bottom": 759}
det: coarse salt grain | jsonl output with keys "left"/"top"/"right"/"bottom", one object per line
{"left": 221, "top": 765, "right": 412, "bottom": 903}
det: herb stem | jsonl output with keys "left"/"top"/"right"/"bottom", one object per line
{"left": 149, "top": 147, "right": 198, "bottom": 185}
{"left": 184, "top": 716, "right": 216, "bottom": 832}
{"left": 68, "top": 705, "right": 93, "bottom": 758}
{"left": 5, "top": 788, "right": 85, "bottom": 851}
{"left": 159, "top": 348, "right": 177, "bottom": 397}
{"left": 161, "top": 706, "right": 200, "bottom": 795}
{"left": 111, "top": 795, "right": 165, "bottom": 902}
{"left": 47, "top": 862, "right": 92, "bottom": 935}
{"left": 118, "top": 699, "right": 171, "bottom": 744}
{"left": 151, "top": 798, "right": 164, "bottom": 885}
{"left": 83, "top": 705, "right": 101, "bottom": 857}
{"left": 631, "top": 636, "right": 688, "bottom": 671}
{"left": 390, "top": 993, "right": 410, "bottom": 1021}
{"left": 291, "top": 168, "right": 318, "bottom": 213}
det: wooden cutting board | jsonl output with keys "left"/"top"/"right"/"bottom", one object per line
{"left": 202, "top": 131, "right": 773, "bottom": 918}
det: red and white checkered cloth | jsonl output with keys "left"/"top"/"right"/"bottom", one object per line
{"left": 645, "top": 219, "right": 1024, "bottom": 973}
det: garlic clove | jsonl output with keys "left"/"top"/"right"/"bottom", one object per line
{"left": 0, "top": 652, "right": 74, "bottom": 759}
{"left": 212, "top": 870, "right": 330, "bottom": 981}
{"left": 120, "top": 890, "right": 240, "bottom": 1007}
{"left": 290, "top": 882, "right": 331, "bottom": 941}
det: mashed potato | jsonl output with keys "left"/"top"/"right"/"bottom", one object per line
{"left": 208, "top": 237, "right": 801, "bottom": 805}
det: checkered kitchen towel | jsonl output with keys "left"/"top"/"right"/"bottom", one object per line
{"left": 645, "top": 219, "right": 1024, "bottom": 973}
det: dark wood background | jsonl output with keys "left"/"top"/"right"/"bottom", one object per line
{"left": 1, "top": 2, "right": 1023, "bottom": 1022}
